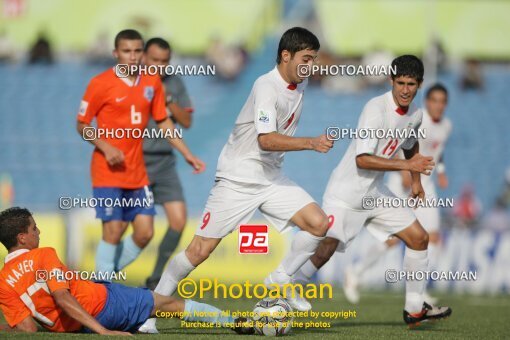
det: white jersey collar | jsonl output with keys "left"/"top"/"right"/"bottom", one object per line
{"left": 112, "top": 67, "right": 140, "bottom": 87}
{"left": 4, "top": 249, "right": 30, "bottom": 263}
{"left": 271, "top": 66, "right": 302, "bottom": 91}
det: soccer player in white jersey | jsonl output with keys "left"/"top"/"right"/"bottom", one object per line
{"left": 139, "top": 27, "right": 333, "bottom": 333}
{"left": 342, "top": 83, "right": 452, "bottom": 305}
{"left": 293, "top": 56, "right": 452, "bottom": 327}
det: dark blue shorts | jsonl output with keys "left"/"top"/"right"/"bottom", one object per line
{"left": 83, "top": 282, "right": 154, "bottom": 333}
{"left": 93, "top": 186, "right": 155, "bottom": 222}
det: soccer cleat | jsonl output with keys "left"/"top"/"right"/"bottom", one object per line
{"left": 403, "top": 302, "right": 452, "bottom": 328}
{"left": 138, "top": 318, "right": 158, "bottom": 334}
{"left": 232, "top": 317, "right": 255, "bottom": 334}
{"left": 285, "top": 288, "right": 312, "bottom": 312}
{"left": 342, "top": 266, "right": 360, "bottom": 304}
{"left": 264, "top": 274, "right": 312, "bottom": 312}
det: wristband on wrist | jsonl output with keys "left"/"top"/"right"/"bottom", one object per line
{"left": 436, "top": 163, "right": 446, "bottom": 174}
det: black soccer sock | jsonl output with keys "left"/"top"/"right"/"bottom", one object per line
{"left": 148, "top": 228, "right": 182, "bottom": 282}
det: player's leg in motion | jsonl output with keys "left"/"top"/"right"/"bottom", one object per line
{"left": 114, "top": 215, "right": 154, "bottom": 271}
{"left": 114, "top": 186, "right": 156, "bottom": 271}
{"left": 293, "top": 236, "right": 340, "bottom": 287}
{"left": 394, "top": 220, "right": 451, "bottom": 326}
{"left": 422, "top": 229, "right": 440, "bottom": 304}
{"left": 146, "top": 201, "right": 186, "bottom": 289}
{"left": 264, "top": 203, "right": 328, "bottom": 310}
{"left": 393, "top": 221, "right": 429, "bottom": 312}
{"left": 151, "top": 293, "right": 254, "bottom": 334}
{"left": 156, "top": 235, "right": 221, "bottom": 294}
{"left": 96, "top": 220, "right": 128, "bottom": 273}
{"left": 138, "top": 236, "right": 222, "bottom": 333}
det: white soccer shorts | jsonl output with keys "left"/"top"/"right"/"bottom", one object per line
{"left": 324, "top": 198, "right": 416, "bottom": 252}
{"left": 195, "top": 176, "right": 316, "bottom": 238}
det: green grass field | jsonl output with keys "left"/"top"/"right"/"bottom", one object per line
{"left": 1, "top": 290, "right": 509, "bottom": 339}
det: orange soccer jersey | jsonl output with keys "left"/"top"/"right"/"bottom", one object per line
{"left": 77, "top": 68, "right": 168, "bottom": 188}
{"left": 0, "top": 247, "right": 107, "bottom": 332}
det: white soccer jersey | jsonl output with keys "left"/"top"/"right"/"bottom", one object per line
{"left": 216, "top": 67, "right": 307, "bottom": 184}
{"left": 324, "top": 91, "right": 423, "bottom": 210}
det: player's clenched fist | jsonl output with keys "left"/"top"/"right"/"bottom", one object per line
{"left": 410, "top": 181, "right": 426, "bottom": 200}
{"left": 103, "top": 144, "right": 125, "bottom": 166}
{"left": 407, "top": 153, "right": 434, "bottom": 175}
{"left": 311, "top": 134, "right": 334, "bottom": 153}
{"left": 185, "top": 154, "right": 206, "bottom": 174}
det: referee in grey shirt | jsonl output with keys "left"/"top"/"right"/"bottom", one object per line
{"left": 142, "top": 38, "right": 194, "bottom": 290}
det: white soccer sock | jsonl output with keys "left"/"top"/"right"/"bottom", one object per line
{"left": 403, "top": 247, "right": 428, "bottom": 313}
{"left": 154, "top": 251, "right": 196, "bottom": 296}
{"left": 140, "top": 251, "right": 196, "bottom": 331}
{"left": 271, "top": 231, "right": 324, "bottom": 284}
{"left": 293, "top": 259, "right": 319, "bottom": 284}
{"left": 352, "top": 241, "right": 389, "bottom": 277}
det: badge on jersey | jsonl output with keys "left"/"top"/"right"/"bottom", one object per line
{"left": 144, "top": 86, "right": 154, "bottom": 102}
{"left": 78, "top": 100, "right": 89, "bottom": 116}
{"left": 258, "top": 110, "right": 270, "bottom": 123}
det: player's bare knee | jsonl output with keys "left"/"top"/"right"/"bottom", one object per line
{"left": 133, "top": 229, "right": 154, "bottom": 248}
{"left": 170, "top": 216, "right": 186, "bottom": 233}
{"left": 186, "top": 241, "right": 212, "bottom": 264}
{"left": 421, "top": 232, "right": 430, "bottom": 249}
{"left": 307, "top": 213, "right": 329, "bottom": 237}
{"left": 409, "top": 231, "right": 429, "bottom": 250}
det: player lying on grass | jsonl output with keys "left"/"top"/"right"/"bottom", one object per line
{"left": 0, "top": 207, "right": 253, "bottom": 335}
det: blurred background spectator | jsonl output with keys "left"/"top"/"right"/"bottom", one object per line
{"left": 453, "top": 185, "right": 483, "bottom": 229}
{"left": 28, "top": 31, "right": 53, "bottom": 64}
{"left": 460, "top": 59, "right": 484, "bottom": 91}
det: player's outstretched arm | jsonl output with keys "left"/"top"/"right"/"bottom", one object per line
{"left": 76, "top": 121, "right": 125, "bottom": 166}
{"left": 258, "top": 132, "right": 333, "bottom": 153}
{"left": 52, "top": 289, "right": 131, "bottom": 336}
{"left": 156, "top": 117, "right": 205, "bottom": 173}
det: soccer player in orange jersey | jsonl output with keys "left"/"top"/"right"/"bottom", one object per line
{"left": 0, "top": 208, "right": 253, "bottom": 335}
{"left": 76, "top": 29, "right": 205, "bottom": 275}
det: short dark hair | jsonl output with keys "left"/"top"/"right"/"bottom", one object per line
{"left": 276, "top": 27, "right": 320, "bottom": 64}
{"left": 0, "top": 207, "right": 33, "bottom": 250}
{"left": 391, "top": 55, "right": 424, "bottom": 82}
{"left": 426, "top": 83, "right": 448, "bottom": 99}
{"left": 114, "top": 29, "right": 143, "bottom": 48}
{"left": 144, "top": 37, "right": 171, "bottom": 52}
